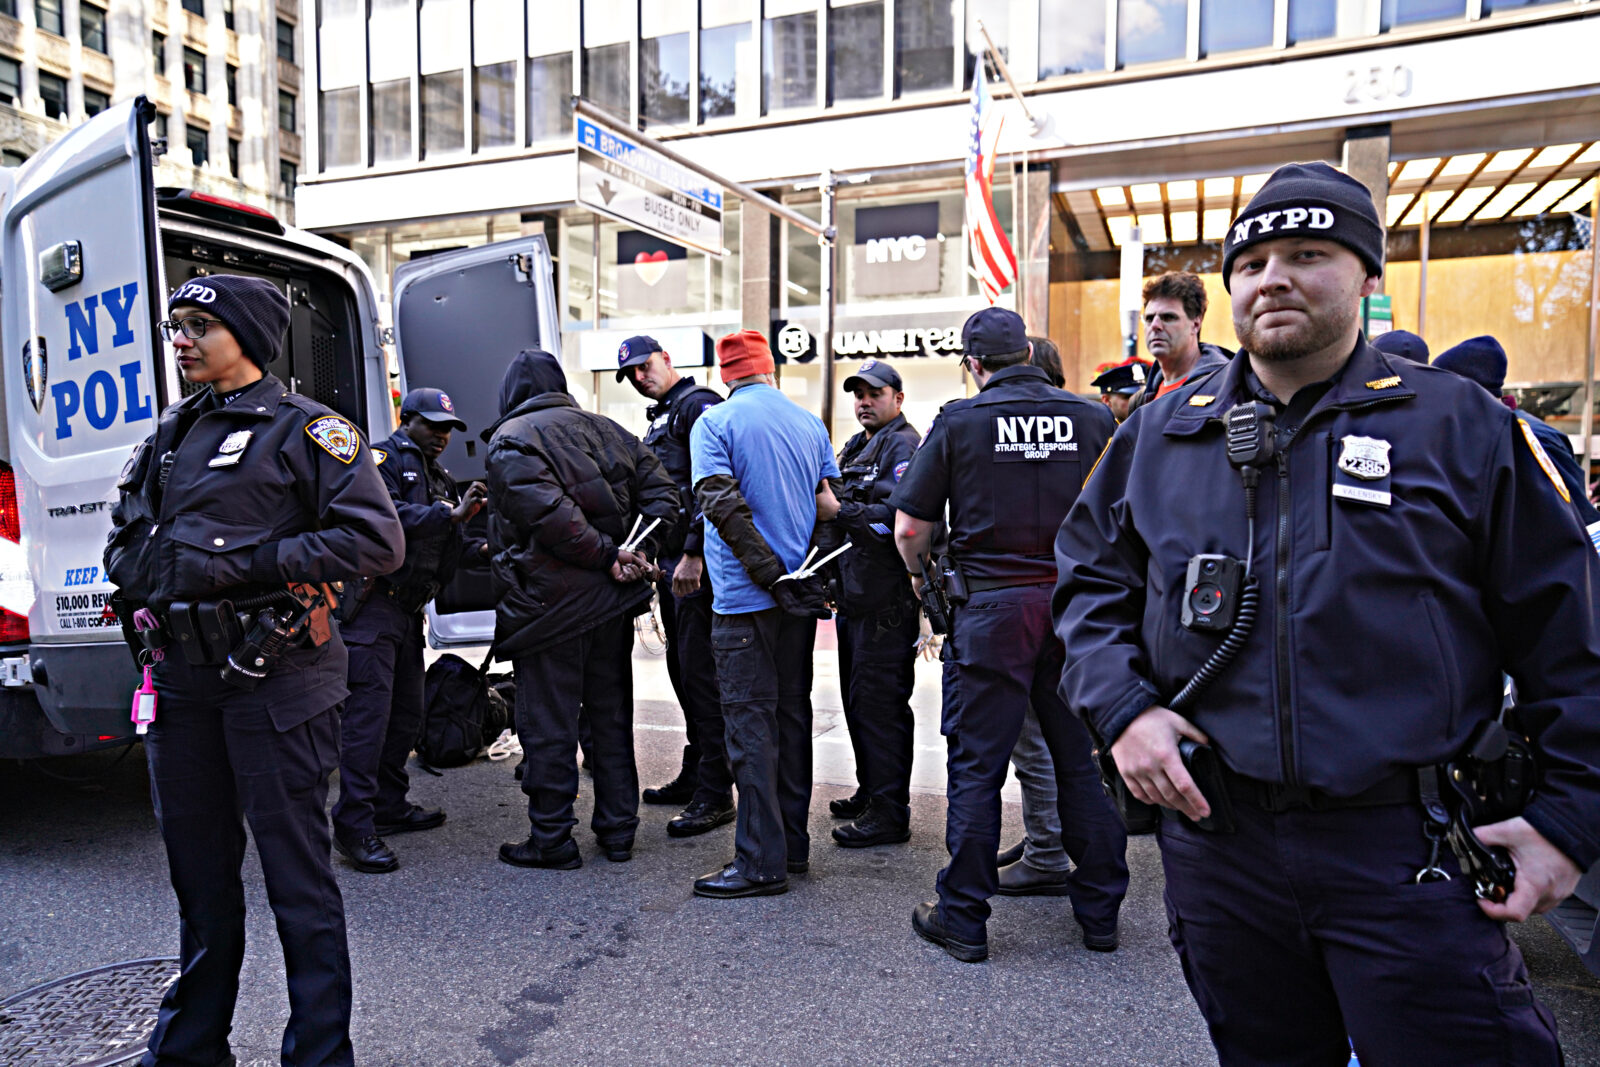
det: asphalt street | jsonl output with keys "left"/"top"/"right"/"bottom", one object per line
{"left": 2, "top": 629, "right": 1597, "bottom": 1066}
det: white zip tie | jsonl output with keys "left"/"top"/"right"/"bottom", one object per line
{"left": 623, "top": 514, "right": 643, "bottom": 549}
{"left": 783, "top": 541, "right": 852, "bottom": 580}
{"left": 621, "top": 517, "right": 661, "bottom": 554}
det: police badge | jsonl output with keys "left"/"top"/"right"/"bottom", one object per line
{"left": 1333, "top": 435, "right": 1392, "bottom": 507}
{"left": 207, "top": 429, "right": 254, "bottom": 468}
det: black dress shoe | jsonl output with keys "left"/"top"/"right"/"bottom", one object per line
{"left": 692, "top": 864, "right": 788, "bottom": 898}
{"left": 1076, "top": 915, "right": 1119, "bottom": 953}
{"left": 643, "top": 770, "right": 698, "bottom": 806}
{"left": 828, "top": 792, "right": 868, "bottom": 820}
{"left": 498, "top": 837, "right": 582, "bottom": 870}
{"left": 997, "top": 859, "right": 1073, "bottom": 897}
{"left": 667, "top": 799, "right": 736, "bottom": 837}
{"left": 831, "top": 801, "right": 911, "bottom": 848}
{"left": 333, "top": 833, "right": 399, "bottom": 874}
{"left": 373, "top": 805, "right": 446, "bottom": 836}
{"left": 601, "top": 840, "right": 634, "bottom": 863}
{"left": 787, "top": 859, "right": 809, "bottom": 874}
{"left": 911, "top": 901, "right": 987, "bottom": 963}
{"left": 995, "top": 838, "right": 1026, "bottom": 869}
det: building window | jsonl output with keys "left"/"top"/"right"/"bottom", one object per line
{"left": 227, "top": 138, "right": 239, "bottom": 176}
{"left": 184, "top": 47, "right": 207, "bottom": 94}
{"left": 181, "top": 0, "right": 203, "bottom": 15}
{"left": 319, "top": 87, "right": 361, "bottom": 168}
{"left": 0, "top": 57, "right": 19, "bottom": 105}
{"left": 895, "top": 0, "right": 953, "bottom": 94}
{"left": 582, "top": 42, "right": 629, "bottom": 119}
{"left": 369, "top": 77, "right": 409, "bottom": 161}
{"left": 277, "top": 18, "right": 295, "bottom": 62}
{"left": 1118, "top": 0, "right": 1187, "bottom": 67}
{"left": 222, "top": 0, "right": 234, "bottom": 30}
{"left": 152, "top": 30, "right": 167, "bottom": 73}
{"left": 151, "top": 110, "right": 168, "bottom": 140}
{"left": 279, "top": 159, "right": 297, "bottom": 198}
{"left": 1381, "top": 0, "right": 1466, "bottom": 28}
{"left": 474, "top": 62, "right": 515, "bottom": 150}
{"left": 0, "top": 0, "right": 14, "bottom": 19}
{"left": 420, "top": 71, "right": 464, "bottom": 158}
{"left": 1039, "top": 0, "right": 1105, "bottom": 75}
{"left": 279, "top": 89, "right": 296, "bottom": 131}
{"left": 83, "top": 87, "right": 109, "bottom": 115}
{"left": 80, "top": 2, "right": 106, "bottom": 52}
{"left": 527, "top": 52, "right": 573, "bottom": 144}
{"left": 225, "top": 64, "right": 237, "bottom": 107}
{"left": 699, "top": 19, "right": 749, "bottom": 122}
{"left": 1482, "top": 0, "right": 1565, "bottom": 9}
{"left": 763, "top": 8, "right": 816, "bottom": 112}
{"left": 1287, "top": 0, "right": 1338, "bottom": 43}
{"left": 829, "top": 2, "right": 882, "bottom": 103}
{"left": 1200, "top": 0, "right": 1274, "bottom": 55}
{"left": 38, "top": 71, "right": 66, "bottom": 119}
{"left": 35, "top": 0, "right": 62, "bottom": 35}
{"left": 186, "top": 125, "right": 208, "bottom": 167}
{"left": 640, "top": 33, "right": 690, "bottom": 126}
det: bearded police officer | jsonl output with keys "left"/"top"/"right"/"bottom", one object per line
{"left": 617, "top": 334, "right": 735, "bottom": 836}
{"left": 331, "top": 387, "right": 487, "bottom": 874}
{"left": 1056, "top": 162, "right": 1600, "bottom": 1063}
{"left": 891, "top": 307, "right": 1129, "bottom": 962}
{"left": 823, "top": 359, "right": 922, "bottom": 848}
{"left": 107, "top": 276, "right": 403, "bottom": 1067}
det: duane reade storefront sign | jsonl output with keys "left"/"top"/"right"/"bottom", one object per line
{"left": 851, "top": 202, "right": 942, "bottom": 297}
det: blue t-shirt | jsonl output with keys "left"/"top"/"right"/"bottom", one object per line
{"left": 690, "top": 383, "right": 840, "bottom": 615}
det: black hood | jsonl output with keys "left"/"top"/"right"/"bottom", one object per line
{"left": 498, "top": 349, "right": 568, "bottom": 416}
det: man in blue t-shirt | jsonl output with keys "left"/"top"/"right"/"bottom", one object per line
{"left": 688, "top": 329, "right": 841, "bottom": 898}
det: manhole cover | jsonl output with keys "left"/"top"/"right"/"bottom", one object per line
{"left": 0, "top": 957, "right": 179, "bottom": 1067}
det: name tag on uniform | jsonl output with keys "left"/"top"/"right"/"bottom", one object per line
{"left": 1332, "top": 435, "right": 1392, "bottom": 507}
{"left": 207, "top": 430, "right": 253, "bottom": 468}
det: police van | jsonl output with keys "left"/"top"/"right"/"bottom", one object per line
{"left": 0, "top": 97, "right": 557, "bottom": 759}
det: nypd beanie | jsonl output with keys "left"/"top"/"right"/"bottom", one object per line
{"left": 1221, "top": 162, "right": 1385, "bottom": 291}
{"left": 1433, "top": 335, "right": 1508, "bottom": 396}
{"left": 168, "top": 275, "right": 292, "bottom": 369}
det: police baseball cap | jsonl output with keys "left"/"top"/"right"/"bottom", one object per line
{"left": 1090, "top": 361, "right": 1147, "bottom": 396}
{"left": 400, "top": 387, "right": 467, "bottom": 432}
{"left": 961, "top": 307, "right": 1028, "bottom": 358}
{"left": 843, "top": 359, "right": 903, "bottom": 393}
{"left": 615, "top": 334, "right": 664, "bottom": 381}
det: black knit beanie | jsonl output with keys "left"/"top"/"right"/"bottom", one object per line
{"left": 1221, "top": 162, "right": 1385, "bottom": 291}
{"left": 168, "top": 275, "right": 291, "bottom": 369}
{"left": 1434, "top": 335, "right": 1508, "bottom": 395}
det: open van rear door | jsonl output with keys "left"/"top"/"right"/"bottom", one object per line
{"left": 389, "top": 235, "right": 560, "bottom": 647}
{"left": 0, "top": 98, "right": 165, "bottom": 728}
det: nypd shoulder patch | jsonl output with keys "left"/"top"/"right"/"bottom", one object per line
{"left": 371, "top": 448, "right": 388, "bottom": 466}
{"left": 1518, "top": 420, "right": 1571, "bottom": 504}
{"left": 307, "top": 416, "right": 360, "bottom": 464}
{"left": 893, "top": 459, "right": 909, "bottom": 481}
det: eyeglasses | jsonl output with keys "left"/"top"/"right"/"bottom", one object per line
{"left": 159, "top": 316, "right": 225, "bottom": 341}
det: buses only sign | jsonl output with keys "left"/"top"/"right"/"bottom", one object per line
{"left": 576, "top": 117, "right": 725, "bottom": 256}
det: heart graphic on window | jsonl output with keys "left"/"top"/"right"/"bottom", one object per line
{"left": 633, "top": 250, "right": 670, "bottom": 286}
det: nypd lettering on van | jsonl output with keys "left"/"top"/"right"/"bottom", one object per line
{"left": 51, "top": 281, "right": 155, "bottom": 439}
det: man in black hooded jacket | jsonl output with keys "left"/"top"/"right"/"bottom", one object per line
{"left": 483, "top": 350, "right": 679, "bottom": 869}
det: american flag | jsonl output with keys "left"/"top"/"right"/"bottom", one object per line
{"left": 965, "top": 64, "right": 1016, "bottom": 304}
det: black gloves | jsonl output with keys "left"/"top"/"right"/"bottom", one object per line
{"left": 769, "top": 574, "right": 831, "bottom": 619}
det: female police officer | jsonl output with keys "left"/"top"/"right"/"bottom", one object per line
{"left": 105, "top": 275, "right": 402, "bottom": 1067}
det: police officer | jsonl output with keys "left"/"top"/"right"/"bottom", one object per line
{"left": 823, "top": 359, "right": 922, "bottom": 847}
{"left": 106, "top": 275, "right": 403, "bottom": 1067}
{"left": 1089, "top": 360, "right": 1146, "bottom": 422}
{"left": 330, "top": 387, "right": 487, "bottom": 873}
{"left": 890, "top": 307, "right": 1129, "bottom": 962}
{"left": 1056, "top": 162, "right": 1600, "bottom": 1063}
{"left": 617, "top": 335, "right": 735, "bottom": 836}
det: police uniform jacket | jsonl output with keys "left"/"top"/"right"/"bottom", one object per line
{"left": 1126, "top": 342, "right": 1232, "bottom": 415}
{"left": 642, "top": 376, "right": 722, "bottom": 559}
{"left": 370, "top": 428, "right": 484, "bottom": 610}
{"left": 104, "top": 374, "right": 405, "bottom": 725}
{"left": 891, "top": 364, "right": 1117, "bottom": 587}
{"left": 482, "top": 389, "right": 679, "bottom": 658}
{"left": 1055, "top": 340, "right": 1600, "bottom": 871}
{"left": 828, "top": 413, "right": 920, "bottom": 613}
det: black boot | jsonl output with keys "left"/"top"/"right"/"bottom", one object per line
{"left": 831, "top": 798, "right": 911, "bottom": 848}
{"left": 333, "top": 833, "right": 399, "bottom": 874}
{"left": 828, "top": 791, "right": 869, "bottom": 820}
{"left": 644, "top": 748, "right": 699, "bottom": 805}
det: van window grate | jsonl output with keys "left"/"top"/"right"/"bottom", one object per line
{"left": 311, "top": 333, "right": 337, "bottom": 404}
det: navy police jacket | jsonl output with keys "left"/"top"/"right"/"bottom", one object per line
{"left": 105, "top": 374, "right": 404, "bottom": 724}
{"left": 893, "top": 364, "right": 1117, "bottom": 587}
{"left": 370, "top": 428, "right": 482, "bottom": 608}
{"left": 828, "top": 413, "right": 920, "bottom": 614}
{"left": 1054, "top": 340, "right": 1600, "bottom": 870}
{"left": 641, "top": 376, "right": 722, "bottom": 560}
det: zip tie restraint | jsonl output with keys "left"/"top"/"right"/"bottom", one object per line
{"left": 782, "top": 541, "right": 853, "bottom": 581}
{"left": 620, "top": 516, "right": 662, "bottom": 554}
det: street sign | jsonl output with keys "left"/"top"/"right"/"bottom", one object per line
{"left": 575, "top": 116, "right": 725, "bottom": 256}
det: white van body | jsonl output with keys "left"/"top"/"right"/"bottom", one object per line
{"left": 0, "top": 98, "right": 557, "bottom": 757}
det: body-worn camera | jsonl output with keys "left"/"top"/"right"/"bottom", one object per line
{"left": 1181, "top": 554, "right": 1243, "bottom": 632}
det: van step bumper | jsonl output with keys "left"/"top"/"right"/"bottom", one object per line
{"left": 1546, "top": 866, "right": 1599, "bottom": 978}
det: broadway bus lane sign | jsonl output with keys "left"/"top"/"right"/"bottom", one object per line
{"left": 576, "top": 117, "right": 724, "bottom": 256}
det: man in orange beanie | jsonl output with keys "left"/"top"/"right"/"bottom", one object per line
{"left": 687, "top": 330, "right": 841, "bottom": 898}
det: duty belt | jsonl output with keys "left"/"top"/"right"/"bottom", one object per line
{"left": 1219, "top": 764, "right": 1417, "bottom": 814}
{"left": 964, "top": 576, "right": 1054, "bottom": 594}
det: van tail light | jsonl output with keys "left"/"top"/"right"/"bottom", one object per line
{"left": 0, "top": 467, "right": 31, "bottom": 644}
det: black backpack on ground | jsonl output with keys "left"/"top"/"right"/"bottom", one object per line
{"left": 418, "top": 649, "right": 507, "bottom": 768}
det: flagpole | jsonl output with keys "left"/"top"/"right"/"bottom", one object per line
{"left": 974, "top": 20, "right": 1041, "bottom": 136}
{"left": 1583, "top": 180, "right": 1599, "bottom": 481}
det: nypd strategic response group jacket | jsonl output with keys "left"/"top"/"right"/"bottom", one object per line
{"left": 105, "top": 374, "right": 404, "bottom": 722}
{"left": 1054, "top": 340, "right": 1600, "bottom": 872}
